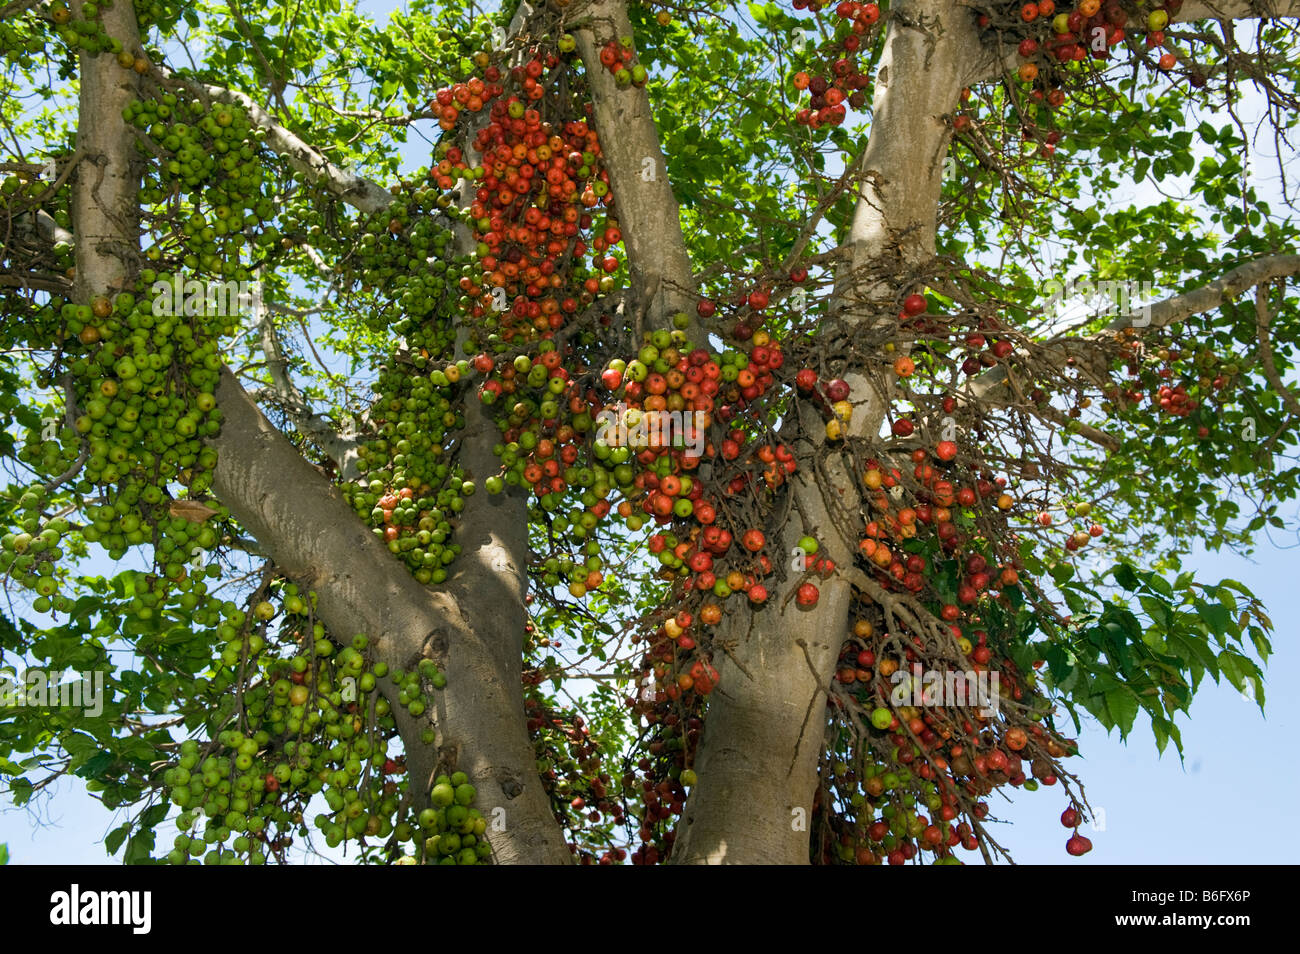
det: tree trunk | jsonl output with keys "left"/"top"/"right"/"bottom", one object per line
{"left": 673, "top": 0, "right": 981, "bottom": 864}
{"left": 574, "top": 0, "right": 700, "bottom": 329}
{"left": 71, "top": 0, "right": 140, "bottom": 302}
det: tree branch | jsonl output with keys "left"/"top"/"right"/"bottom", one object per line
{"left": 31, "top": 209, "right": 74, "bottom": 246}
{"left": 1254, "top": 281, "right": 1300, "bottom": 419}
{"left": 209, "top": 369, "right": 571, "bottom": 864}
{"left": 971, "top": 253, "right": 1300, "bottom": 406}
{"left": 1175, "top": 0, "right": 1300, "bottom": 20}
{"left": 1106, "top": 253, "right": 1300, "bottom": 334}
{"left": 969, "top": 0, "right": 1300, "bottom": 83}
{"left": 71, "top": 0, "right": 141, "bottom": 301}
{"left": 158, "top": 70, "right": 396, "bottom": 215}
{"left": 573, "top": 0, "right": 699, "bottom": 333}
{"left": 251, "top": 279, "right": 360, "bottom": 477}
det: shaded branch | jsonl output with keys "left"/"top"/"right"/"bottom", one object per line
{"left": 1254, "top": 281, "right": 1300, "bottom": 419}
{"left": 573, "top": 0, "right": 700, "bottom": 335}
{"left": 157, "top": 70, "right": 396, "bottom": 215}
{"left": 971, "top": 253, "right": 1300, "bottom": 403}
{"left": 252, "top": 280, "right": 360, "bottom": 478}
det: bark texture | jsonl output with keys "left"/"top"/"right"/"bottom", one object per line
{"left": 71, "top": 0, "right": 141, "bottom": 302}
{"left": 210, "top": 371, "right": 570, "bottom": 863}
{"left": 1177, "top": 0, "right": 1300, "bottom": 19}
{"left": 575, "top": 0, "right": 700, "bottom": 331}
{"left": 672, "top": 0, "right": 982, "bottom": 865}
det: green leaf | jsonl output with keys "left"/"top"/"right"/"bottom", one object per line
{"left": 1114, "top": 563, "right": 1140, "bottom": 591}
{"left": 1218, "top": 650, "right": 1261, "bottom": 706}
{"left": 1169, "top": 631, "right": 1219, "bottom": 680}
{"left": 1194, "top": 600, "right": 1233, "bottom": 640}
{"left": 1044, "top": 644, "right": 1072, "bottom": 683}
{"left": 1137, "top": 594, "right": 1169, "bottom": 629}
{"left": 141, "top": 802, "right": 169, "bottom": 828}
{"left": 105, "top": 823, "right": 129, "bottom": 856}
{"left": 124, "top": 829, "right": 156, "bottom": 865}
{"left": 1147, "top": 573, "right": 1173, "bottom": 598}
{"left": 1105, "top": 687, "right": 1140, "bottom": 737}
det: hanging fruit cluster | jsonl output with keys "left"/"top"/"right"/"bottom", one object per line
{"left": 524, "top": 695, "right": 632, "bottom": 864}
{"left": 3, "top": 282, "right": 233, "bottom": 610}
{"left": 343, "top": 355, "right": 471, "bottom": 586}
{"left": 594, "top": 35, "right": 649, "bottom": 88}
{"left": 2, "top": 87, "right": 280, "bottom": 616}
{"left": 332, "top": 188, "right": 475, "bottom": 585}
{"left": 789, "top": 2, "right": 882, "bottom": 128}
{"left": 811, "top": 555, "right": 1090, "bottom": 864}
{"left": 158, "top": 583, "right": 486, "bottom": 864}
{"left": 459, "top": 105, "right": 613, "bottom": 338}
{"left": 339, "top": 46, "right": 625, "bottom": 580}
{"left": 965, "top": 1, "right": 1189, "bottom": 155}
{"left": 1102, "top": 334, "right": 1239, "bottom": 435}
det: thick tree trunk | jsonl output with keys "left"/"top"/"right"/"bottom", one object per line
{"left": 672, "top": 0, "right": 981, "bottom": 864}
{"left": 574, "top": 1, "right": 700, "bottom": 330}
{"left": 71, "top": 0, "right": 140, "bottom": 301}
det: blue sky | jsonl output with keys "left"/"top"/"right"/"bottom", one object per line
{"left": 3, "top": 0, "right": 1298, "bottom": 865}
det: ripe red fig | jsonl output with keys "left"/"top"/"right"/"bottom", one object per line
{"left": 1066, "top": 832, "right": 1093, "bottom": 856}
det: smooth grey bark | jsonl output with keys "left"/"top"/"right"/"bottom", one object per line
{"left": 574, "top": 2, "right": 701, "bottom": 333}
{"left": 210, "top": 371, "right": 570, "bottom": 863}
{"left": 71, "top": 0, "right": 141, "bottom": 302}
{"left": 968, "top": 253, "right": 1300, "bottom": 404}
{"left": 1177, "top": 0, "right": 1300, "bottom": 18}
{"left": 672, "top": 0, "right": 984, "bottom": 864}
